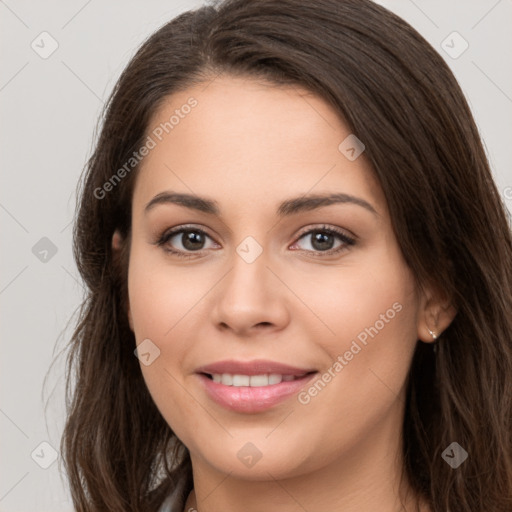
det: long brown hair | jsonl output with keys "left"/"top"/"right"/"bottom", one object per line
{"left": 61, "top": 0, "right": 512, "bottom": 510}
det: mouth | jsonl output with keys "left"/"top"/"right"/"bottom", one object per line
{"left": 196, "top": 369, "right": 319, "bottom": 413}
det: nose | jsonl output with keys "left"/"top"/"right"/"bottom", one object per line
{"left": 210, "top": 247, "right": 290, "bottom": 338}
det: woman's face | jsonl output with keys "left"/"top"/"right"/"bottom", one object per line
{"left": 125, "top": 75, "right": 430, "bottom": 481}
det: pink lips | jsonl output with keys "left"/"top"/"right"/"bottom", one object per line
{"left": 195, "top": 359, "right": 318, "bottom": 413}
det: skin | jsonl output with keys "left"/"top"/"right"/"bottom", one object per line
{"left": 113, "top": 75, "right": 455, "bottom": 512}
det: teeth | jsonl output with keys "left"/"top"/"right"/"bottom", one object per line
{"left": 209, "top": 373, "right": 305, "bottom": 387}
{"left": 248, "top": 374, "right": 267, "bottom": 387}
{"left": 233, "top": 375, "right": 250, "bottom": 386}
{"left": 221, "top": 374, "right": 233, "bottom": 385}
{"left": 268, "top": 373, "right": 283, "bottom": 385}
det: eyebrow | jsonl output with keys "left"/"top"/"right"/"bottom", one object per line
{"left": 144, "top": 191, "right": 378, "bottom": 217}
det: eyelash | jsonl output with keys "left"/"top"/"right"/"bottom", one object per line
{"left": 154, "top": 224, "right": 356, "bottom": 259}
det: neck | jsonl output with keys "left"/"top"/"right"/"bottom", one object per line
{"left": 182, "top": 404, "right": 430, "bottom": 512}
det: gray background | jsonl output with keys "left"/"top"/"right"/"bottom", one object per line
{"left": 1, "top": 1, "right": 511, "bottom": 510}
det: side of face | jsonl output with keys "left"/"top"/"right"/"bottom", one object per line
{"left": 115, "top": 75, "right": 455, "bottom": 480}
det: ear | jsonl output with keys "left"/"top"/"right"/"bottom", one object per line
{"left": 417, "top": 282, "right": 457, "bottom": 343}
{"left": 112, "top": 229, "right": 134, "bottom": 332}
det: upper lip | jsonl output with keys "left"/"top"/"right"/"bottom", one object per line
{"left": 195, "top": 359, "right": 317, "bottom": 376}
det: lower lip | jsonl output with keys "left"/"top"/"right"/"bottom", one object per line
{"left": 196, "top": 373, "right": 318, "bottom": 413}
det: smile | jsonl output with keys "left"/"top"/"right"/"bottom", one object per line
{"left": 197, "top": 371, "right": 318, "bottom": 413}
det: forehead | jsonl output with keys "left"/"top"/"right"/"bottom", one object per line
{"left": 132, "top": 75, "right": 385, "bottom": 217}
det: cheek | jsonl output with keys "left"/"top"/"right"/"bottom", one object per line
{"left": 319, "top": 269, "right": 416, "bottom": 359}
{"left": 300, "top": 240, "right": 418, "bottom": 360}
{"left": 127, "top": 248, "right": 207, "bottom": 434}
{"left": 127, "top": 246, "right": 208, "bottom": 338}
{"left": 293, "top": 251, "right": 419, "bottom": 435}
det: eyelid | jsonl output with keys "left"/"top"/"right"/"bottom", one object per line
{"left": 294, "top": 223, "right": 356, "bottom": 242}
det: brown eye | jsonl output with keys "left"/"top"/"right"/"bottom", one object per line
{"left": 156, "top": 226, "right": 218, "bottom": 258}
{"left": 173, "top": 230, "right": 207, "bottom": 251}
{"left": 290, "top": 225, "right": 356, "bottom": 256}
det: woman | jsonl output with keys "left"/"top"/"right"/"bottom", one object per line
{"left": 61, "top": 0, "right": 512, "bottom": 511}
